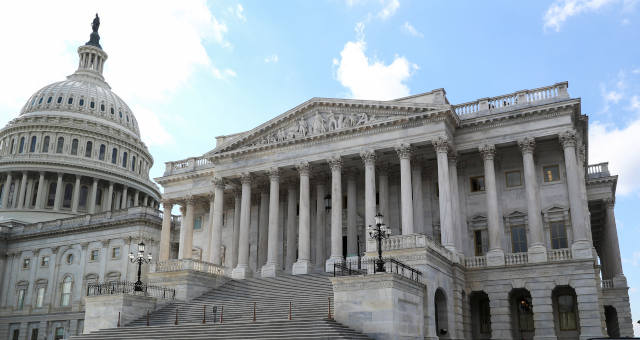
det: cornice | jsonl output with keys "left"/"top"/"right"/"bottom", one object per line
{"left": 155, "top": 169, "right": 216, "bottom": 185}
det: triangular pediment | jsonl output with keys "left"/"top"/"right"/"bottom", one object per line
{"left": 207, "top": 97, "right": 449, "bottom": 156}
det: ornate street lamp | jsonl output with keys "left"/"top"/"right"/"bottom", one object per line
{"left": 129, "top": 241, "right": 152, "bottom": 292}
{"left": 367, "top": 213, "right": 391, "bottom": 273}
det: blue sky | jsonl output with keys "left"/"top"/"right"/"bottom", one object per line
{"left": 1, "top": 0, "right": 639, "bottom": 333}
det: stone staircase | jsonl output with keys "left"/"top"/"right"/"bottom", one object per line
{"left": 72, "top": 273, "right": 370, "bottom": 339}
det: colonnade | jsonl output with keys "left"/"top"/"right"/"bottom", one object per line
{"left": 158, "top": 131, "right": 594, "bottom": 278}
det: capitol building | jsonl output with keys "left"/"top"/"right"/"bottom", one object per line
{"left": 0, "top": 16, "right": 634, "bottom": 340}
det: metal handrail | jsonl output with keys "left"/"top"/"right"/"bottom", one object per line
{"left": 87, "top": 281, "right": 175, "bottom": 299}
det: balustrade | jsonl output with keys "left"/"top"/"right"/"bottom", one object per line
{"left": 505, "top": 252, "right": 528, "bottom": 265}
{"left": 587, "top": 162, "right": 610, "bottom": 179}
{"left": 464, "top": 256, "right": 487, "bottom": 268}
{"left": 601, "top": 279, "right": 614, "bottom": 289}
{"left": 155, "top": 259, "right": 225, "bottom": 276}
{"left": 548, "top": 248, "right": 572, "bottom": 261}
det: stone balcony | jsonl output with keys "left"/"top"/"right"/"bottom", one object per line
{"left": 163, "top": 156, "right": 214, "bottom": 177}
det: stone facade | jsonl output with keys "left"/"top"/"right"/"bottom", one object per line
{"left": 0, "top": 21, "right": 166, "bottom": 340}
{"left": 158, "top": 82, "right": 632, "bottom": 338}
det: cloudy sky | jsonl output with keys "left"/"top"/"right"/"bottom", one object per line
{"left": 1, "top": 0, "right": 640, "bottom": 333}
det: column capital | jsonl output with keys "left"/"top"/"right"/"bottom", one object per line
{"left": 296, "top": 162, "right": 311, "bottom": 176}
{"left": 161, "top": 200, "right": 174, "bottom": 210}
{"left": 184, "top": 195, "right": 197, "bottom": 206}
{"left": 240, "top": 173, "right": 252, "bottom": 185}
{"left": 518, "top": 137, "right": 536, "bottom": 154}
{"left": 479, "top": 143, "right": 496, "bottom": 161}
{"left": 360, "top": 150, "right": 377, "bottom": 165}
{"left": 267, "top": 168, "right": 280, "bottom": 181}
{"left": 559, "top": 130, "right": 577, "bottom": 148}
{"left": 395, "top": 143, "right": 412, "bottom": 159}
{"left": 328, "top": 156, "right": 342, "bottom": 172}
{"left": 212, "top": 177, "right": 225, "bottom": 189}
{"left": 604, "top": 197, "right": 615, "bottom": 208}
{"left": 432, "top": 136, "right": 450, "bottom": 154}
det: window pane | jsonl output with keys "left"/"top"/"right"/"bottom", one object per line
{"left": 194, "top": 216, "right": 202, "bottom": 230}
{"left": 71, "top": 139, "right": 78, "bottom": 155}
{"left": 85, "top": 141, "right": 92, "bottom": 157}
{"left": 543, "top": 165, "right": 560, "bottom": 182}
{"left": 550, "top": 222, "right": 568, "bottom": 249}
{"left": 42, "top": 136, "right": 50, "bottom": 153}
{"left": 56, "top": 137, "right": 64, "bottom": 153}
{"left": 511, "top": 225, "right": 528, "bottom": 253}
{"left": 36, "top": 287, "right": 45, "bottom": 308}
{"left": 470, "top": 176, "right": 485, "bottom": 192}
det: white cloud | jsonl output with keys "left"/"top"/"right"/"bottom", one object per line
{"left": 264, "top": 54, "right": 279, "bottom": 63}
{"left": 228, "top": 4, "right": 246, "bottom": 22}
{"left": 543, "top": 0, "right": 617, "bottom": 31}
{"left": 603, "top": 90, "right": 623, "bottom": 103}
{"left": 402, "top": 21, "right": 423, "bottom": 37}
{"left": 378, "top": 0, "right": 400, "bottom": 19}
{"left": 212, "top": 67, "right": 237, "bottom": 79}
{"left": 132, "top": 105, "right": 174, "bottom": 147}
{"left": 334, "top": 23, "right": 417, "bottom": 100}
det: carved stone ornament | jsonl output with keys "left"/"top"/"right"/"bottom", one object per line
{"left": 212, "top": 177, "right": 225, "bottom": 189}
{"left": 432, "top": 137, "right": 449, "bottom": 153}
{"left": 240, "top": 173, "right": 252, "bottom": 185}
{"left": 328, "top": 156, "right": 343, "bottom": 172}
{"left": 297, "top": 162, "right": 311, "bottom": 176}
{"left": 518, "top": 137, "right": 536, "bottom": 154}
{"left": 395, "top": 144, "right": 412, "bottom": 159}
{"left": 268, "top": 168, "right": 280, "bottom": 181}
{"left": 559, "top": 130, "right": 577, "bottom": 148}
{"left": 479, "top": 144, "right": 496, "bottom": 160}
{"left": 360, "top": 150, "right": 377, "bottom": 165}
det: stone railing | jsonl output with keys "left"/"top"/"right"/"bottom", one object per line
{"left": 453, "top": 82, "right": 569, "bottom": 117}
{"left": 380, "top": 233, "right": 455, "bottom": 262}
{"left": 505, "top": 252, "right": 528, "bottom": 265}
{"left": 154, "top": 259, "right": 225, "bottom": 276}
{"left": 464, "top": 256, "right": 487, "bottom": 268}
{"left": 601, "top": 279, "right": 614, "bottom": 289}
{"left": 548, "top": 248, "right": 572, "bottom": 262}
{"left": 587, "top": 162, "right": 611, "bottom": 179}
{"left": 163, "top": 156, "right": 213, "bottom": 176}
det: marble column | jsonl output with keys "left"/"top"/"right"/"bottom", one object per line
{"left": 71, "top": 175, "right": 81, "bottom": 213}
{"left": 285, "top": 183, "right": 297, "bottom": 270}
{"left": 315, "top": 181, "right": 326, "bottom": 268}
{"left": 434, "top": 138, "right": 455, "bottom": 253}
{"left": 106, "top": 181, "right": 114, "bottom": 212}
{"left": 159, "top": 201, "right": 173, "bottom": 261}
{"left": 412, "top": 160, "right": 424, "bottom": 233}
{"left": 479, "top": 144, "right": 505, "bottom": 266}
{"left": 262, "top": 169, "right": 280, "bottom": 277}
{"left": 143, "top": 195, "right": 149, "bottom": 207}
{"left": 605, "top": 198, "right": 625, "bottom": 282}
{"left": 559, "top": 131, "right": 591, "bottom": 259}
{"left": 258, "top": 185, "right": 269, "bottom": 268}
{"left": 53, "top": 173, "right": 63, "bottom": 211}
{"left": 1, "top": 172, "right": 12, "bottom": 209}
{"left": 232, "top": 189, "right": 241, "bottom": 268}
{"left": 293, "top": 162, "right": 312, "bottom": 274}
{"left": 201, "top": 193, "right": 214, "bottom": 262}
{"left": 178, "top": 198, "right": 195, "bottom": 260}
{"left": 133, "top": 190, "right": 139, "bottom": 207}
{"left": 35, "top": 172, "right": 45, "bottom": 209}
{"left": 396, "top": 144, "right": 414, "bottom": 235}
{"left": 232, "top": 174, "right": 252, "bottom": 279}
{"left": 378, "top": 164, "right": 390, "bottom": 223}
{"left": 120, "top": 186, "right": 128, "bottom": 210}
{"left": 518, "top": 137, "right": 547, "bottom": 263}
{"left": 210, "top": 178, "right": 225, "bottom": 265}
{"left": 361, "top": 150, "right": 377, "bottom": 252}
{"left": 346, "top": 171, "right": 357, "bottom": 259}
{"left": 89, "top": 178, "right": 98, "bottom": 214}
{"left": 17, "top": 171, "right": 28, "bottom": 209}
{"left": 326, "top": 156, "right": 343, "bottom": 271}
{"left": 448, "top": 154, "right": 463, "bottom": 255}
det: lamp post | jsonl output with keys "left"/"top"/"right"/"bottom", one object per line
{"left": 129, "top": 240, "right": 152, "bottom": 292}
{"left": 367, "top": 213, "right": 391, "bottom": 272}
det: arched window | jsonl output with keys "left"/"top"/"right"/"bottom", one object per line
{"left": 131, "top": 156, "right": 136, "bottom": 171}
{"left": 10, "top": 138, "right": 15, "bottom": 154}
{"left": 56, "top": 137, "right": 64, "bottom": 153}
{"left": 47, "top": 182, "right": 56, "bottom": 207}
{"left": 122, "top": 152, "right": 128, "bottom": 168}
{"left": 67, "top": 97, "right": 73, "bottom": 105}
{"left": 98, "top": 144, "right": 106, "bottom": 160}
{"left": 138, "top": 160, "right": 142, "bottom": 174}
{"left": 31, "top": 182, "right": 38, "bottom": 206}
{"left": 79, "top": 186, "right": 88, "bottom": 209}
{"left": 96, "top": 188, "right": 103, "bottom": 205}
{"left": 63, "top": 183, "right": 73, "bottom": 208}
{"left": 38, "top": 97, "right": 43, "bottom": 104}
{"left": 57, "top": 96, "right": 62, "bottom": 104}
{"left": 61, "top": 276, "right": 72, "bottom": 306}
{"left": 19, "top": 137, "right": 25, "bottom": 153}
{"left": 79, "top": 98, "right": 84, "bottom": 107}
{"left": 85, "top": 141, "right": 92, "bottom": 158}
{"left": 110, "top": 107, "right": 114, "bottom": 115}
{"left": 42, "top": 136, "right": 50, "bottom": 153}
{"left": 90, "top": 101, "right": 95, "bottom": 109}
{"left": 100, "top": 104, "right": 105, "bottom": 112}
{"left": 111, "top": 148, "right": 118, "bottom": 164}
{"left": 29, "top": 136, "right": 37, "bottom": 153}
{"left": 70, "top": 139, "right": 78, "bottom": 155}
{"left": 47, "top": 96, "right": 52, "bottom": 103}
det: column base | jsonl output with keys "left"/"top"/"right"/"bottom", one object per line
{"left": 528, "top": 244, "right": 548, "bottom": 263}
{"left": 571, "top": 240, "right": 593, "bottom": 259}
{"left": 261, "top": 263, "right": 280, "bottom": 278}
{"left": 292, "top": 259, "right": 312, "bottom": 275}
{"left": 231, "top": 264, "right": 252, "bottom": 279}
{"left": 325, "top": 257, "right": 344, "bottom": 273}
{"left": 486, "top": 249, "right": 505, "bottom": 266}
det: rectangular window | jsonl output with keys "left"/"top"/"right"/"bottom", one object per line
{"left": 505, "top": 170, "right": 522, "bottom": 187}
{"left": 510, "top": 225, "right": 528, "bottom": 253}
{"left": 54, "top": 327, "right": 64, "bottom": 340}
{"left": 90, "top": 250, "right": 99, "bottom": 261}
{"left": 12, "top": 329, "right": 19, "bottom": 340}
{"left": 470, "top": 176, "right": 485, "bottom": 192}
{"left": 41, "top": 256, "right": 49, "bottom": 267}
{"left": 22, "top": 258, "right": 30, "bottom": 270}
{"left": 111, "top": 247, "right": 120, "bottom": 259}
{"left": 193, "top": 215, "right": 203, "bottom": 230}
{"left": 36, "top": 287, "right": 45, "bottom": 308}
{"left": 550, "top": 221, "right": 568, "bottom": 249}
{"left": 543, "top": 165, "right": 560, "bottom": 182}
{"left": 474, "top": 230, "right": 488, "bottom": 256}
{"left": 17, "top": 289, "right": 25, "bottom": 309}
{"left": 30, "top": 328, "right": 39, "bottom": 340}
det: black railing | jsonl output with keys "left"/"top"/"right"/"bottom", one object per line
{"left": 87, "top": 281, "right": 176, "bottom": 300}
{"left": 333, "top": 257, "right": 422, "bottom": 283}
